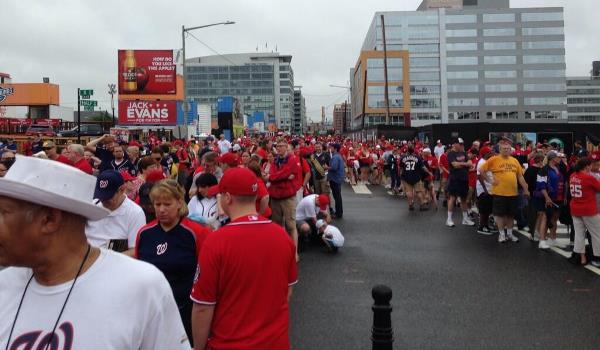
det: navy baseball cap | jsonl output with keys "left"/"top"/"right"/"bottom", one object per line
{"left": 94, "top": 170, "right": 124, "bottom": 201}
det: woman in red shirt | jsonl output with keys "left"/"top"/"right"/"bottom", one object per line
{"left": 569, "top": 158, "right": 600, "bottom": 265}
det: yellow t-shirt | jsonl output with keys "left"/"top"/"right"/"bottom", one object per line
{"left": 480, "top": 155, "right": 523, "bottom": 196}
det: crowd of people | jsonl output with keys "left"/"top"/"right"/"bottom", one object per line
{"left": 1, "top": 131, "right": 599, "bottom": 349}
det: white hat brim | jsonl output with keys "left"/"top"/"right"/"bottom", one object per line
{"left": 0, "top": 178, "right": 109, "bottom": 221}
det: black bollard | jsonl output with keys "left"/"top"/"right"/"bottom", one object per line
{"left": 371, "top": 285, "right": 394, "bottom": 350}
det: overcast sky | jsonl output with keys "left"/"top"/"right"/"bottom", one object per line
{"left": 1, "top": 0, "right": 598, "bottom": 122}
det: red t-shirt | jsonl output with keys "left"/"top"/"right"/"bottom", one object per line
{"left": 190, "top": 215, "right": 297, "bottom": 350}
{"left": 439, "top": 153, "right": 449, "bottom": 179}
{"left": 73, "top": 158, "right": 93, "bottom": 175}
{"left": 468, "top": 156, "right": 479, "bottom": 188}
{"left": 424, "top": 155, "right": 438, "bottom": 182}
{"left": 55, "top": 155, "right": 73, "bottom": 166}
{"left": 294, "top": 157, "right": 310, "bottom": 191}
{"left": 569, "top": 172, "right": 600, "bottom": 217}
{"left": 256, "top": 179, "right": 272, "bottom": 218}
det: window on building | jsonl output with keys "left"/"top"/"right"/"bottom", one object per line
{"left": 483, "top": 42, "right": 516, "bottom": 50}
{"left": 525, "top": 97, "right": 565, "bottom": 105}
{"left": 447, "top": 56, "right": 479, "bottom": 65}
{"left": 411, "top": 98, "right": 440, "bottom": 108}
{"left": 483, "top": 13, "right": 515, "bottom": 23}
{"left": 524, "top": 84, "right": 565, "bottom": 92}
{"left": 484, "top": 70, "right": 517, "bottom": 78}
{"left": 447, "top": 43, "right": 478, "bottom": 51}
{"left": 448, "top": 98, "right": 479, "bottom": 106}
{"left": 523, "top": 69, "right": 565, "bottom": 78}
{"left": 447, "top": 84, "right": 479, "bottom": 93}
{"left": 568, "top": 97, "right": 600, "bottom": 104}
{"left": 448, "top": 111, "right": 480, "bottom": 120}
{"left": 410, "top": 71, "right": 440, "bottom": 81}
{"left": 485, "top": 97, "right": 518, "bottom": 106}
{"left": 522, "top": 41, "right": 564, "bottom": 49}
{"left": 483, "top": 28, "right": 515, "bottom": 36}
{"left": 407, "top": 27, "right": 439, "bottom": 39}
{"left": 446, "top": 14, "right": 477, "bottom": 24}
{"left": 495, "top": 111, "right": 519, "bottom": 119}
{"left": 485, "top": 84, "right": 517, "bottom": 92}
{"left": 568, "top": 106, "right": 600, "bottom": 113}
{"left": 522, "top": 12, "right": 563, "bottom": 22}
{"left": 446, "top": 29, "right": 477, "bottom": 37}
{"left": 447, "top": 71, "right": 478, "bottom": 79}
{"left": 409, "top": 57, "right": 439, "bottom": 68}
{"left": 522, "top": 27, "right": 564, "bottom": 36}
{"left": 408, "top": 44, "right": 439, "bottom": 54}
{"left": 523, "top": 55, "right": 564, "bottom": 64}
{"left": 484, "top": 56, "right": 516, "bottom": 65}
{"left": 410, "top": 85, "right": 441, "bottom": 95}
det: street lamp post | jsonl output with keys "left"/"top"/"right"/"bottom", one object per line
{"left": 108, "top": 83, "right": 116, "bottom": 128}
{"left": 330, "top": 84, "right": 351, "bottom": 133}
{"left": 182, "top": 21, "right": 235, "bottom": 127}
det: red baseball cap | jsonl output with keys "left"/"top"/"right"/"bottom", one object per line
{"left": 317, "top": 194, "right": 330, "bottom": 210}
{"left": 479, "top": 146, "right": 493, "bottom": 158}
{"left": 119, "top": 170, "right": 136, "bottom": 182}
{"left": 145, "top": 169, "right": 167, "bottom": 183}
{"left": 218, "top": 153, "right": 239, "bottom": 167}
{"left": 209, "top": 167, "right": 258, "bottom": 197}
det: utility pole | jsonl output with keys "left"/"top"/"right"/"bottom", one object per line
{"left": 182, "top": 21, "right": 235, "bottom": 127}
{"left": 108, "top": 83, "right": 116, "bottom": 127}
{"left": 381, "top": 14, "right": 391, "bottom": 125}
{"left": 77, "top": 88, "right": 81, "bottom": 143}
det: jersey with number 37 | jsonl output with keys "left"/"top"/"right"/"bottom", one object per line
{"left": 569, "top": 172, "right": 600, "bottom": 217}
{"left": 400, "top": 154, "right": 424, "bottom": 184}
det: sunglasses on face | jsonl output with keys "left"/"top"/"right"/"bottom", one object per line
{"left": 42, "top": 147, "right": 53, "bottom": 151}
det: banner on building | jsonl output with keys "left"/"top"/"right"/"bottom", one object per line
{"left": 118, "top": 100, "right": 177, "bottom": 125}
{"left": 118, "top": 50, "right": 176, "bottom": 95}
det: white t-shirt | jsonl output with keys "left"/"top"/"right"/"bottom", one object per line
{"left": 323, "top": 225, "right": 345, "bottom": 247}
{"left": 85, "top": 196, "right": 146, "bottom": 249}
{"left": 296, "top": 194, "right": 319, "bottom": 221}
{"left": 434, "top": 145, "right": 445, "bottom": 159}
{"left": 217, "top": 139, "right": 231, "bottom": 154}
{"left": 0, "top": 250, "right": 191, "bottom": 350}
{"left": 476, "top": 158, "right": 493, "bottom": 197}
{"left": 188, "top": 196, "right": 220, "bottom": 230}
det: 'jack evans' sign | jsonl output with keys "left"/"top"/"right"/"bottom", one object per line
{"left": 118, "top": 100, "right": 177, "bottom": 125}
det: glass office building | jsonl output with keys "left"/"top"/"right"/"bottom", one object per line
{"left": 567, "top": 77, "right": 600, "bottom": 122}
{"left": 352, "top": 0, "right": 567, "bottom": 128}
{"left": 185, "top": 53, "right": 295, "bottom": 130}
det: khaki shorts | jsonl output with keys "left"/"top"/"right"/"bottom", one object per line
{"left": 271, "top": 196, "right": 297, "bottom": 236}
{"left": 402, "top": 180, "right": 424, "bottom": 193}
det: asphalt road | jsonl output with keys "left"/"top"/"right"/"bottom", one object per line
{"left": 290, "top": 185, "right": 600, "bottom": 350}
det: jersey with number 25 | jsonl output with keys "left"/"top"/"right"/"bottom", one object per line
{"left": 569, "top": 172, "right": 600, "bottom": 217}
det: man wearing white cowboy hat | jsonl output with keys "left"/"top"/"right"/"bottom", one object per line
{"left": 0, "top": 156, "right": 191, "bottom": 349}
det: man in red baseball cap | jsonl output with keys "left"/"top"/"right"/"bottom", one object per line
{"left": 191, "top": 167, "right": 298, "bottom": 350}
{"left": 217, "top": 152, "right": 239, "bottom": 172}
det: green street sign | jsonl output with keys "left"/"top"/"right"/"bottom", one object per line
{"left": 79, "top": 89, "right": 93, "bottom": 96}
{"left": 80, "top": 100, "right": 97, "bottom": 107}
{"left": 83, "top": 106, "right": 94, "bottom": 112}
{"left": 81, "top": 95, "right": 91, "bottom": 100}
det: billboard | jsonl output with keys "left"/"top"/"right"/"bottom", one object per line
{"left": 118, "top": 100, "right": 177, "bottom": 125}
{"left": 118, "top": 50, "right": 176, "bottom": 95}
{"left": 0, "top": 84, "right": 60, "bottom": 106}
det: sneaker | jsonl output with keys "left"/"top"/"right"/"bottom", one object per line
{"left": 477, "top": 226, "right": 493, "bottom": 235}
{"left": 387, "top": 191, "right": 395, "bottom": 196}
{"left": 419, "top": 204, "right": 430, "bottom": 211}
{"left": 446, "top": 218, "right": 455, "bottom": 227}
{"left": 532, "top": 232, "right": 540, "bottom": 242}
{"left": 487, "top": 225, "right": 499, "bottom": 233}
{"left": 548, "top": 238, "right": 563, "bottom": 248}
{"left": 538, "top": 240, "right": 550, "bottom": 250}
{"left": 462, "top": 218, "right": 476, "bottom": 226}
{"left": 507, "top": 231, "right": 519, "bottom": 242}
{"left": 498, "top": 231, "right": 507, "bottom": 243}
{"left": 591, "top": 260, "right": 600, "bottom": 268}
{"left": 409, "top": 204, "right": 415, "bottom": 211}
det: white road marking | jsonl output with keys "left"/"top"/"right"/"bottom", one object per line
{"left": 352, "top": 184, "right": 372, "bottom": 195}
{"left": 515, "top": 226, "right": 600, "bottom": 277}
